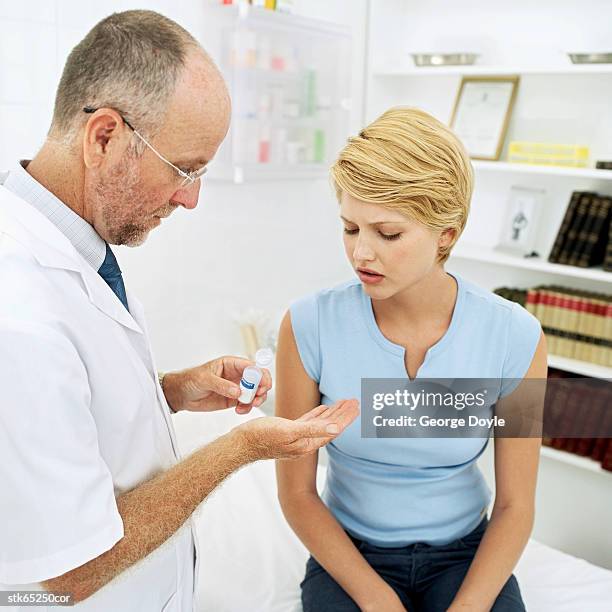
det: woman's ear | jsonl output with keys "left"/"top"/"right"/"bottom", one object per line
{"left": 439, "top": 228, "right": 457, "bottom": 249}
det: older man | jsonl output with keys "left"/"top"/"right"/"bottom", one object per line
{"left": 0, "top": 10, "right": 358, "bottom": 611}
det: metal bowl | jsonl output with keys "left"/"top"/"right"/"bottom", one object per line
{"left": 411, "top": 53, "right": 479, "bottom": 67}
{"left": 568, "top": 52, "right": 612, "bottom": 64}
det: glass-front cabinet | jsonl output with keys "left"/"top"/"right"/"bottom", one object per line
{"left": 204, "top": 2, "right": 351, "bottom": 182}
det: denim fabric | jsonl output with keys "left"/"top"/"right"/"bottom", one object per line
{"left": 301, "top": 517, "right": 526, "bottom": 612}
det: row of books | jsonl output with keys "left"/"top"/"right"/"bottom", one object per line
{"left": 494, "top": 285, "right": 611, "bottom": 366}
{"left": 543, "top": 371, "right": 611, "bottom": 472}
{"left": 548, "top": 191, "right": 612, "bottom": 270}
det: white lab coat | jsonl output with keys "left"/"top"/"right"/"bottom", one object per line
{"left": 0, "top": 185, "right": 199, "bottom": 611}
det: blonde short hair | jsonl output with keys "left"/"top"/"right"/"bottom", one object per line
{"left": 331, "top": 107, "right": 473, "bottom": 264}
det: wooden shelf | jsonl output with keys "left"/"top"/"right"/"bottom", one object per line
{"left": 373, "top": 64, "right": 612, "bottom": 77}
{"left": 548, "top": 354, "right": 612, "bottom": 379}
{"left": 540, "top": 446, "right": 608, "bottom": 474}
{"left": 472, "top": 160, "right": 612, "bottom": 181}
{"left": 451, "top": 243, "right": 612, "bottom": 283}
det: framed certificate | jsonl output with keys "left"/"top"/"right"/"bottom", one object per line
{"left": 449, "top": 76, "right": 519, "bottom": 160}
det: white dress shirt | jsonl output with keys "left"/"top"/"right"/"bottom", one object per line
{"left": 3, "top": 160, "right": 106, "bottom": 270}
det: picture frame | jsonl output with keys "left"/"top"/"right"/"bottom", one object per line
{"left": 449, "top": 75, "right": 519, "bottom": 160}
{"left": 496, "top": 185, "right": 546, "bottom": 256}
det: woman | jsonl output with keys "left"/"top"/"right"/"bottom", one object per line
{"left": 275, "top": 107, "right": 547, "bottom": 611}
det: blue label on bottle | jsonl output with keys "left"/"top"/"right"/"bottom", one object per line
{"left": 240, "top": 378, "right": 255, "bottom": 390}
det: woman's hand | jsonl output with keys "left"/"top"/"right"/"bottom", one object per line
{"left": 161, "top": 355, "right": 272, "bottom": 413}
{"left": 360, "top": 584, "right": 409, "bottom": 612}
{"left": 232, "top": 400, "right": 360, "bottom": 461}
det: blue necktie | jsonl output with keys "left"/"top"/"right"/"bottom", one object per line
{"left": 98, "top": 244, "right": 129, "bottom": 312}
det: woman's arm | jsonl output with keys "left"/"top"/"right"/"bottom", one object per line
{"left": 448, "top": 331, "right": 548, "bottom": 612}
{"left": 275, "top": 311, "right": 407, "bottom": 612}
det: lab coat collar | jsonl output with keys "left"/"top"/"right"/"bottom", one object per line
{"left": 0, "top": 185, "right": 143, "bottom": 334}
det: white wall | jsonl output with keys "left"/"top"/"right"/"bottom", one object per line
{"left": 0, "top": 0, "right": 368, "bottom": 370}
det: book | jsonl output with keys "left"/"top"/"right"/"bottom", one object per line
{"left": 525, "top": 287, "right": 540, "bottom": 320}
{"left": 566, "top": 294, "right": 582, "bottom": 359}
{"left": 582, "top": 292, "right": 610, "bottom": 366}
{"left": 604, "top": 299, "right": 612, "bottom": 367}
{"left": 602, "top": 439, "right": 612, "bottom": 472}
{"left": 568, "top": 195, "right": 601, "bottom": 266}
{"left": 591, "top": 404, "right": 612, "bottom": 464}
{"left": 560, "top": 289, "right": 576, "bottom": 358}
{"left": 539, "top": 286, "right": 553, "bottom": 353}
{"left": 542, "top": 373, "right": 565, "bottom": 447}
{"left": 573, "top": 292, "right": 589, "bottom": 361}
{"left": 577, "top": 196, "right": 612, "bottom": 268}
{"left": 543, "top": 376, "right": 565, "bottom": 448}
{"left": 604, "top": 218, "right": 612, "bottom": 271}
{"left": 563, "top": 380, "right": 593, "bottom": 453}
{"left": 558, "top": 193, "right": 596, "bottom": 265}
{"left": 593, "top": 295, "right": 611, "bottom": 366}
{"left": 575, "top": 385, "right": 608, "bottom": 456}
{"left": 495, "top": 284, "right": 611, "bottom": 366}
{"left": 551, "top": 380, "right": 585, "bottom": 450}
{"left": 548, "top": 191, "right": 583, "bottom": 263}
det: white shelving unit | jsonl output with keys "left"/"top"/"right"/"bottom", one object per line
{"left": 547, "top": 354, "right": 612, "bottom": 379}
{"left": 451, "top": 243, "right": 612, "bottom": 283}
{"left": 372, "top": 64, "right": 612, "bottom": 77}
{"left": 540, "top": 446, "right": 607, "bottom": 474}
{"left": 472, "top": 160, "right": 612, "bottom": 181}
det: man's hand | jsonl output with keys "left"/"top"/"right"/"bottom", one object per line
{"left": 162, "top": 355, "right": 272, "bottom": 413}
{"left": 233, "top": 399, "right": 360, "bottom": 461}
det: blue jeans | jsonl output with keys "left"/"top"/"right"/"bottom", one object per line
{"left": 301, "top": 517, "right": 526, "bottom": 611}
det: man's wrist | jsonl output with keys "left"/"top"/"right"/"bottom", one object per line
{"left": 229, "top": 424, "right": 261, "bottom": 464}
{"left": 159, "top": 371, "right": 182, "bottom": 413}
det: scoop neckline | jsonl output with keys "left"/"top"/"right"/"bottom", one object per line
{"left": 359, "top": 272, "right": 465, "bottom": 378}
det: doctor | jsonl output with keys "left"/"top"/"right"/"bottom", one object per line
{"left": 0, "top": 9, "right": 359, "bottom": 611}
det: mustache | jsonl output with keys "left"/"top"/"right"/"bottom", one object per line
{"left": 152, "top": 203, "right": 178, "bottom": 218}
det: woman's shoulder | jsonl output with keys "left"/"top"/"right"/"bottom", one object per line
{"left": 290, "top": 278, "right": 362, "bottom": 314}
{"left": 455, "top": 274, "right": 542, "bottom": 384}
{"left": 458, "top": 274, "right": 540, "bottom": 329}
{"left": 288, "top": 279, "right": 362, "bottom": 382}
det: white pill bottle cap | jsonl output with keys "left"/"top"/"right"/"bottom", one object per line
{"left": 255, "top": 347, "right": 274, "bottom": 368}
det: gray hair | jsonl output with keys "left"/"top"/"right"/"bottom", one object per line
{"left": 48, "top": 10, "right": 200, "bottom": 147}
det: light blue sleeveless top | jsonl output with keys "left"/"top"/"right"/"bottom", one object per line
{"left": 290, "top": 273, "right": 541, "bottom": 546}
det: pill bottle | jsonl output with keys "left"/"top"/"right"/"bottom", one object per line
{"left": 238, "top": 348, "right": 274, "bottom": 404}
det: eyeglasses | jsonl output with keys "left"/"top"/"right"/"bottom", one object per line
{"left": 83, "top": 107, "right": 207, "bottom": 188}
